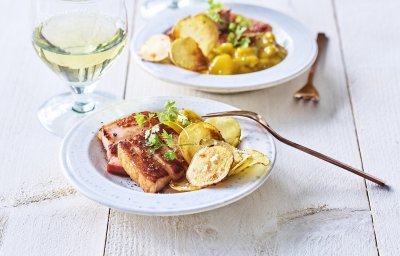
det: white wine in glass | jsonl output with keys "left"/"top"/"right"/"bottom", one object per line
{"left": 32, "top": 0, "right": 127, "bottom": 137}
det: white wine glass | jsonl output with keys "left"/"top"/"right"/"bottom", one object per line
{"left": 32, "top": 0, "right": 128, "bottom": 137}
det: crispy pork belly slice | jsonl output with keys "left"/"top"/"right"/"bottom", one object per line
{"left": 105, "top": 143, "right": 126, "bottom": 176}
{"left": 126, "top": 129, "right": 187, "bottom": 181}
{"left": 163, "top": 125, "right": 188, "bottom": 165}
{"left": 118, "top": 139, "right": 171, "bottom": 193}
{"left": 153, "top": 146, "right": 187, "bottom": 181}
{"left": 98, "top": 111, "right": 159, "bottom": 175}
{"left": 106, "top": 156, "right": 126, "bottom": 176}
{"left": 154, "top": 124, "right": 188, "bottom": 180}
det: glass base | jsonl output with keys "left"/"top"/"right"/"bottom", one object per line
{"left": 140, "top": 0, "right": 200, "bottom": 18}
{"left": 38, "top": 92, "right": 117, "bottom": 138}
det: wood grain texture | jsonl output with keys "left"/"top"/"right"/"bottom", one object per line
{"left": 0, "top": 197, "right": 108, "bottom": 256}
{"left": 104, "top": 0, "right": 378, "bottom": 255}
{"left": 335, "top": 0, "right": 400, "bottom": 254}
{"left": 0, "top": 0, "right": 135, "bottom": 255}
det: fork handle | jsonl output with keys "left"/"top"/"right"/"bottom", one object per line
{"left": 203, "top": 112, "right": 386, "bottom": 186}
{"left": 261, "top": 123, "right": 386, "bottom": 186}
{"left": 308, "top": 33, "right": 328, "bottom": 83}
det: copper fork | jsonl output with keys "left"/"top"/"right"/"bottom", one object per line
{"left": 294, "top": 33, "right": 328, "bottom": 102}
{"left": 203, "top": 110, "right": 386, "bottom": 186}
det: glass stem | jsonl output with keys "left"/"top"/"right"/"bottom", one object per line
{"left": 141, "top": 0, "right": 192, "bottom": 18}
{"left": 70, "top": 83, "right": 96, "bottom": 113}
{"left": 170, "top": 0, "right": 179, "bottom": 8}
{"left": 170, "top": 0, "right": 191, "bottom": 9}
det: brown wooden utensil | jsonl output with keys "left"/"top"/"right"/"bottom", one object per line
{"left": 203, "top": 110, "right": 386, "bottom": 186}
{"left": 294, "top": 33, "right": 328, "bottom": 102}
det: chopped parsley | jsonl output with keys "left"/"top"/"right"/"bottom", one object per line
{"left": 144, "top": 125, "right": 162, "bottom": 154}
{"left": 134, "top": 112, "right": 155, "bottom": 126}
{"left": 145, "top": 130, "right": 176, "bottom": 161}
{"left": 207, "top": 1, "right": 252, "bottom": 47}
{"left": 158, "top": 100, "right": 179, "bottom": 123}
{"left": 227, "top": 15, "right": 251, "bottom": 47}
{"left": 161, "top": 129, "right": 174, "bottom": 148}
{"left": 157, "top": 100, "right": 192, "bottom": 127}
{"left": 143, "top": 124, "right": 177, "bottom": 161}
{"left": 163, "top": 150, "right": 176, "bottom": 161}
{"left": 177, "top": 114, "right": 190, "bottom": 126}
{"left": 140, "top": 100, "right": 196, "bottom": 160}
{"left": 207, "top": 0, "right": 223, "bottom": 23}
{"left": 134, "top": 114, "right": 147, "bottom": 126}
{"left": 146, "top": 133, "right": 162, "bottom": 154}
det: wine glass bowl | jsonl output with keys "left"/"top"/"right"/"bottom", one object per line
{"left": 32, "top": 0, "right": 127, "bottom": 137}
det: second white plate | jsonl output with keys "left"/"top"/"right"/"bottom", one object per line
{"left": 132, "top": 3, "right": 317, "bottom": 93}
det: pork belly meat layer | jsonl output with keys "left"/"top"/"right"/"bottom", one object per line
{"left": 117, "top": 129, "right": 188, "bottom": 192}
{"left": 118, "top": 137, "right": 171, "bottom": 193}
{"left": 98, "top": 111, "right": 158, "bottom": 175}
{"left": 155, "top": 124, "right": 188, "bottom": 180}
{"left": 100, "top": 112, "right": 189, "bottom": 192}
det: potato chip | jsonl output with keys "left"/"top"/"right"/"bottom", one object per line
{"left": 186, "top": 146, "right": 233, "bottom": 187}
{"left": 229, "top": 150, "right": 270, "bottom": 176}
{"left": 200, "top": 139, "right": 242, "bottom": 164}
{"left": 139, "top": 34, "right": 171, "bottom": 62}
{"left": 244, "top": 149, "right": 270, "bottom": 166}
{"left": 229, "top": 154, "right": 253, "bottom": 176}
{"left": 205, "top": 117, "right": 241, "bottom": 147}
{"left": 173, "top": 13, "right": 219, "bottom": 56}
{"left": 179, "top": 109, "right": 203, "bottom": 124}
{"left": 163, "top": 121, "right": 183, "bottom": 134}
{"left": 170, "top": 37, "right": 208, "bottom": 71}
{"left": 178, "top": 122, "right": 222, "bottom": 163}
{"left": 169, "top": 178, "right": 202, "bottom": 192}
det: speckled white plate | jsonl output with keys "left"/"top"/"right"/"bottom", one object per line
{"left": 60, "top": 97, "right": 276, "bottom": 216}
{"left": 132, "top": 3, "right": 317, "bottom": 93}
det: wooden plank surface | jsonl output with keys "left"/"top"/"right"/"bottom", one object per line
{"left": 104, "top": 0, "right": 378, "bottom": 255}
{"left": 0, "top": 0, "right": 135, "bottom": 255}
{"left": 1, "top": 0, "right": 396, "bottom": 255}
{"left": 335, "top": 0, "right": 400, "bottom": 254}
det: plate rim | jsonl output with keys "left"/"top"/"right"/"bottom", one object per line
{"left": 131, "top": 2, "right": 317, "bottom": 93}
{"left": 60, "top": 96, "right": 276, "bottom": 216}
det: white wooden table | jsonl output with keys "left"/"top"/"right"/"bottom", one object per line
{"left": 1, "top": 0, "right": 399, "bottom": 255}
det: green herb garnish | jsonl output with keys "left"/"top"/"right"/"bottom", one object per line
{"left": 145, "top": 129, "right": 176, "bottom": 161}
{"left": 146, "top": 133, "right": 162, "bottom": 154}
{"left": 158, "top": 100, "right": 179, "bottom": 123}
{"left": 163, "top": 150, "right": 176, "bottom": 161}
{"left": 177, "top": 114, "right": 190, "bottom": 126}
{"left": 161, "top": 129, "right": 175, "bottom": 148}
{"left": 134, "top": 114, "right": 147, "bottom": 126}
{"left": 134, "top": 113, "right": 155, "bottom": 126}
{"left": 141, "top": 100, "right": 196, "bottom": 160}
{"left": 157, "top": 100, "right": 192, "bottom": 127}
{"left": 207, "top": 0, "right": 223, "bottom": 23}
{"left": 227, "top": 15, "right": 251, "bottom": 47}
{"left": 144, "top": 124, "right": 161, "bottom": 153}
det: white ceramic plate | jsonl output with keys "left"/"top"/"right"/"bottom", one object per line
{"left": 132, "top": 3, "right": 317, "bottom": 93}
{"left": 60, "top": 97, "right": 276, "bottom": 216}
